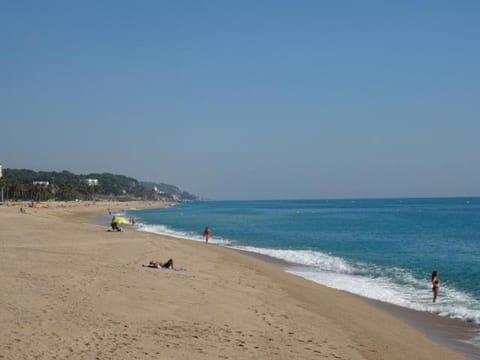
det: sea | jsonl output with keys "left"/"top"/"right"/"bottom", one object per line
{"left": 126, "top": 198, "right": 480, "bottom": 349}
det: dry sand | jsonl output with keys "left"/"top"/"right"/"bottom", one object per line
{"left": 0, "top": 201, "right": 468, "bottom": 359}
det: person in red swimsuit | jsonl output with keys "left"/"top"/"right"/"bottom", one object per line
{"left": 203, "top": 226, "right": 211, "bottom": 244}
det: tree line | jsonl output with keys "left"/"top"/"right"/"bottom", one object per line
{"left": 0, "top": 168, "right": 187, "bottom": 202}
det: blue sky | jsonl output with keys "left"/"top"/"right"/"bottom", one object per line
{"left": 1, "top": 1, "right": 479, "bottom": 200}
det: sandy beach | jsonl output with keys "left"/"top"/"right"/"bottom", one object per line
{"left": 0, "top": 201, "right": 471, "bottom": 359}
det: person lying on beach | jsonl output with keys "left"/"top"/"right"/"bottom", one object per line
{"left": 146, "top": 258, "right": 174, "bottom": 269}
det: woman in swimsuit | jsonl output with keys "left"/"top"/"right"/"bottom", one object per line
{"left": 203, "top": 227, "right": 211, "bottom": 244}
{"left": 431, "top": 270, "right": 439, "bottom": 303}
{"left": 148, "top": 258, "right": 174, "bottom": 269}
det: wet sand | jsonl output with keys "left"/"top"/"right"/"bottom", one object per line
{"left": 369, "top": 299, "right": 480, "bottom": 359}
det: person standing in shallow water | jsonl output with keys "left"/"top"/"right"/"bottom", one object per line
{"left": 432, "top": 271, "right": 439, "bottom": 302}
{"left": 203, "top": 227, "right": 211, "bottom": 244}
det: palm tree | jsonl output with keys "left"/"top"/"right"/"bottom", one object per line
{"left": 57, "top": 183, "right": 77, "bottom": 201}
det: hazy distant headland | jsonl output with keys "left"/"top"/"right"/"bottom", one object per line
{"left": 0, "top": 168, "right": 198, "bottom": 202}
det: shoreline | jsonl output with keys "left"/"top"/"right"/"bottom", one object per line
{"left": 127, "top": 207, "right": 480, "bottom": 359}
{"left": 367, "top": 298, "right": 480, "bottom": 359}
{"left": 183, "top": 242, "right": 480, "bottom": 359}
{"left": 0, "top": 201, "right": 472, "bottom": 359}
{"left": 231, "top": 247, "right": 480, "bottom": 359}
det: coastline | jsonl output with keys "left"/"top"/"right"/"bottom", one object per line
{"left": 0, "top": 201, "right": 471, "bottom": 359}
{"left": 162, "top": 237, "right": 480, "bottom": 359}
{"left": 229, "top": 248, "right": 480, "bottom": 359}
{"left": 129, "top": 206, "right": 480, "bottom": 359}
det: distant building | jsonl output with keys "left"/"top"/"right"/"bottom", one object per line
{"left": 33, "top": 181, "right": 50, "bottom": 186}
{"left": 0, "top": 163, "right": 2, "bottom": 178}
{"left": 153, "top": 186, "right": 165, "bottom": 195}
{"left": 84, "top": 179, "right": 99, "bottom": 186}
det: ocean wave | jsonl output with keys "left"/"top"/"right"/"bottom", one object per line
{"left": 136, "top": 222, "right": 232, "bottom": 245}
{"left": 286, "top": 267, "right": 480, "bottom": 325}
{"left": 221, "top": 245, "right": 480, "bottom": 325}
{"left": 229, "top": 246, "right": 353, "bottom": 273}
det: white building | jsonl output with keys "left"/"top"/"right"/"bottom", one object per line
{"left": 0, "top": 163, "right": 3, "bottom": 178}
{"left": 84, "top": 179, "right": 99, "bottom": 186}
{"left": 33, "top": 181, "right": 49, "bottom": 186}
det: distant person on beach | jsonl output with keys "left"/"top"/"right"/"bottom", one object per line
{"left": 147, "top": 258, "right": 174, "bottom": 269}
{"left": 203, "top": 227, "right": 211, "bottom": 244}
{"left": 110, "top": 216, "right": 122, "bottom": 232}
{"left": 432, "top": 270, "right": 439, "bottom": 302}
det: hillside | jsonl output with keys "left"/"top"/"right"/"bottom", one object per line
{"left": 0, "top": 168, "right": 197, "bottom": 202}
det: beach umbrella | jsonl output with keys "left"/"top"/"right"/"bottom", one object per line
{"left": 113, "top": 216, "right": 128, "bottom": 225}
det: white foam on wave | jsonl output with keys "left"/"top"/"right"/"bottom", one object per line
{"left": 229, "top": 245, "right": 480, "bottom": 325}
{"left": 136, "top": 222, "right": 232, "bottom": 245}
{"left": 288, "top": 267, "right": 480, "bottom": 322}
{"left": 463, "top": 334, "right": 480, "bottom": 349}
{"left": 230, "top": 246, "right": 353, "bottom": 273}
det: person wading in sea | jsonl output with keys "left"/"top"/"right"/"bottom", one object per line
{"left": 432, "top": 270, "right": 439, "bottom": 302}
{"left": 203, "top": 227, "right": 211, "bottom": 244}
